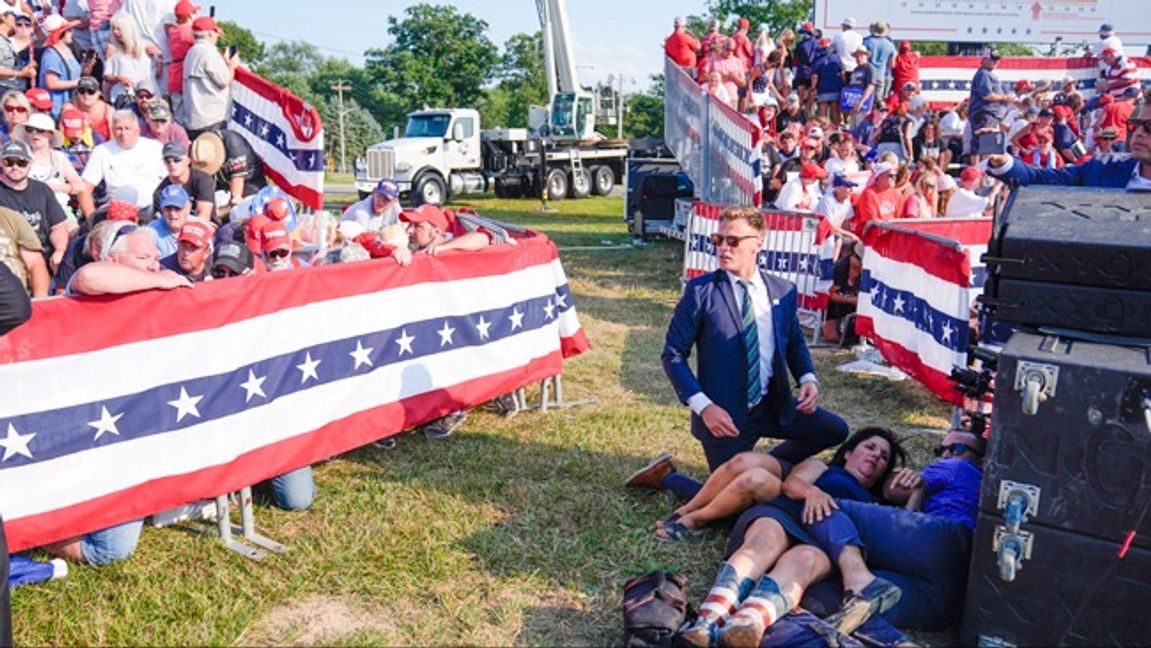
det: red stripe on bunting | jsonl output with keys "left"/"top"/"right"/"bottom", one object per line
{"left": 888, "top": 218, "right": 992, "bottom": 248}
{"left": 862, "top": 224, "right": 972, "bottom": 287}
{"left": 4, "top": 351, "right": 565, "bottom": 552}
{"left": 0, "top": 236, "right": 564, "bottom": 363}
{"left": 855, "top": 315, "right": 964, "bottom": 407}
{"left": 262, "top": 166, "right": 325, "bottom": 212}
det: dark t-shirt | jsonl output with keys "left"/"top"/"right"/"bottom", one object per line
{"left": 775, "top": 108, "right": 808, "bottom": 134}
{"left": 53, "top": 233, "right": 92, "bottom": 292}
{"left": 828, "top": 255, "right": 860, "bottom": 320}
{"left": 0, "top": 179, "right": 68, "bottom": 257}
{"left": 160, "top": 253, "right": 208, "bottom": 283}
{"left": 214, "top": 128, "right": 267, "bottom": 197}
{"left": 154, "top": 168, "right": 218, "bottom": 223}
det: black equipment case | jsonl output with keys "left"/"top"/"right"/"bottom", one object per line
{"left": 960, "top": 331, "right": 1151, "bottom": 646}
{"left": 982, "top": 186, "right": 1151, "bottom": 338}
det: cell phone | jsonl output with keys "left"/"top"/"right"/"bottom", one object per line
{"left": 209, "top": 5, "right": 215, "bottom": 17}
{"left": 227, "top": 44, "right": 237, "bottom": 58}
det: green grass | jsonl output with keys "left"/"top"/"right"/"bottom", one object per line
{"left": 12, "top": 194, "right": 952, "bottom": 646}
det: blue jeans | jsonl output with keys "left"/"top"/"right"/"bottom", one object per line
{"left": 270, "top": 466, "right": 315, "bottom": 511}
{"left": 81, "top": 519, "right": 145, "bottom": 565}
{"left": 805, "top": 500, "right": 973, "bottom": 630}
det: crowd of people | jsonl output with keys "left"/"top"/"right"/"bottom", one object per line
{"left": 654, "top": 15, "right": 1151, "bottom": 646}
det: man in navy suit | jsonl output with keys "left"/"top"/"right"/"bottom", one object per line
{"left": 628, "top": 206, "right": 849, "bottom": 497}
{"left": 986, "top": 97, "right": 1151, "bottom": 190}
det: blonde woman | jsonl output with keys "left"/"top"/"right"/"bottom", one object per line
{"left": 899, "top": 170, "right": 939, "bottom": 218}
{"left": 102, "top": 13, "right": 161, "bottom": 103}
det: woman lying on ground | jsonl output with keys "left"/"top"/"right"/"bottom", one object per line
{"left": 676, "top": 427, "right": 907, "bottom": 647}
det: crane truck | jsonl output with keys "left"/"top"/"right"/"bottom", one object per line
{"left": 354, "top": 0, "right": 628, "bottom": 205}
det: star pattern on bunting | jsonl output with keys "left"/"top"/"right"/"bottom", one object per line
{"left": 168, "top": 386, "right": 203, "bottom": 423}
{"left": 350, "top": 340, "right": 374, "bottom": 369}
{"left": 509, "top": 307, "right": 525, "bottom": 331}
{"left": 437, "top": 322, "right": 456, "bottom": 347}
{"left": 0, "top": 423, "right": 35, "bottom": 461}
{"left": 476, "top": 316, "right": 492, "bottom": 339}
{"left": 396, "top": 329, "right": 415, "bottom": 355}
{"left": 240, "top": 369, "right": 267, "bottom": 402}
{"left": 88, "top": 406, "right": 124, "bottom": 441}
{"left": 297, "top": 352, "right": 321, "bottom": 383}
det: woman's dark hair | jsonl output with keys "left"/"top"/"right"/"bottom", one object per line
{"left": 829, "top": 426, "right": 908, "bottom": 494}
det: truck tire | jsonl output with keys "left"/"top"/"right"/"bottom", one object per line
{"left": 590, "top": 165, "right": 615, "bottom": 196}
{"left": 544, "top": 169, "right": 568, "bottom": 201}
{"left": 494, "top": 179, "right": 510, "bottom": 199}
{"left": 568, "top": 168, "right": 592, "bottom": 199}
{"left": 414, "top": 173, "right": 447, "bottom": 206}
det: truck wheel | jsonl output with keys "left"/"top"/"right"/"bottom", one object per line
{"left": 544, "top": 169, "right": 568, "bottom": 201}
{"left": 494, "top": 180, "right": 509, "bottom": 199}
{"left": 568, "top": 168, "right": 592, "bottom": 199}
{"left": 414, "top": 173, "right": 446, "bottom": 206}
{"left": 590, "top": 165, "right": 615, "bottom": 196}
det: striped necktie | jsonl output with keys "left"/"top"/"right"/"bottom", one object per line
{"left": 740, "top": 280, "right": 762, "bottom": 407}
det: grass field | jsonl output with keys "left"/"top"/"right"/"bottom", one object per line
{"left": 12, "top": 195, "right": 952, "bottom": 646}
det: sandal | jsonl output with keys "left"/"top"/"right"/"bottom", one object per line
{"left": 823, "top": 576, "right": 902, "bottom": 636}
{"left": 656, "top": 511, "right": 682, "bottom": 530}
{"left": 655, "top": 520, "right": 703, "bottom": 542}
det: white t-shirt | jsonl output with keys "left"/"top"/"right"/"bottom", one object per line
{"left": 944, "top": 187, "right": 989, "bottom": 218}
{"left": 1006, "top": 117, "right": 1030, "bottom": 142}
{"left": 774, "top": 177, "right": 822, "bottom": 212}
{"left": 832, "top": 29, "right": 863, "bottom": 71}
{"left": 341, "top": 196, "right": 400, "bottom": 232}
{"left": 105, "top": 52, "right": 154, "bottom": 102}
{"left": 81, "top": 137, "right": 167, "bottom": 208}
{"left": 939, "top": 110, "right": 965, "bottom": 138}
{"left": 815, "top": 192, "right": 854, "bottom": 228}
{"left": 824, "top": 156, "right": 860, "bottom": 178}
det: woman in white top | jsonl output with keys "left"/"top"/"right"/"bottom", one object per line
{"left": 15, "top": 112, "right": 84, "bottom": 215}
{"left": 102, "top": 13, "right": 161, "bottom": 104}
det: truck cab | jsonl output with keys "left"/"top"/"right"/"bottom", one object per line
{"left": 358, "top": 108, "right": 484, "bottom": 206}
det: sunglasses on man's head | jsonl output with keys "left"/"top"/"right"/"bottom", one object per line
{"left": 267, "top": 249, "right": 290, "bottom": 259}
{"left": 1127, "top": 119, "right": 1151, "bottom": 136}
{"left": 709, "top": 233, "right": 759, "bottom": 248}
{"left": 2, "top": 158, "right": 29, "bottom": 168}
{"left": 3, "top": 105, "right": 27, "bottom": 114}
{"left": 933, "top": 442, "right": 983, "bottom": 458}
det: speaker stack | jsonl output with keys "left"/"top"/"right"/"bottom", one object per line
{"left": 961, "top": 187, "right": 1151, "bottom": 646}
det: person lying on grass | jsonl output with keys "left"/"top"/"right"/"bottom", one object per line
{"left": 675, "top": 427, "right": 907, "bottom": 647}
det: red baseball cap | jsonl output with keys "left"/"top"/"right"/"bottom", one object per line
{"left": 960, "top": 166, "right": 984, "bottom": 183}
{"left": 174, "top": 0, "right": 199, "bottom": 19}
{"left": 1014, "top": 79, "right": 1035, "bottom": 92}
{"left": 106, "top": 200, "right": 139, "bottom": 223}
{"left": 191, "top": 16, "right": 222, "bottom": 33}
{"left": 400, "top": 204, "right": 449, "bottom": 231}
{"left": 800, "top": 162, "right": 828, "bottom": 180}
{"left": 178, "top": 221, "right": 213, "bottom": 249}
{"left": 261, "top": 222, "right": 291, "bottom": 252}
{"left": 1099, "top": 94, "right": 1115, "bottom": 106}
{"left": 264, "top": 196, "right": 290, "bottom": 221}
{"left": 60, "top": 109, "right": 86, "bottom": 139}
{"left": 25, "top": 88, "right": 50, "bottom": 112}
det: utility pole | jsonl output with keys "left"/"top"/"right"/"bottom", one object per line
{"left": 330, "top": 81, "right": 352, "bottom": 174}
{"left": 617, "top": 73, "right": 624, "bottom": 139}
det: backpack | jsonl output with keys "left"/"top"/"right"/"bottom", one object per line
{"left": 621, "top": 571, "right": 691, "bottom": 648}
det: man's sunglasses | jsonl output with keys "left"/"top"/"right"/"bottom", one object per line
{"left": 23, "top": 126, "right": 48, "bottom": 135}
{"left": 135, "top": 92, "right": 154, "bottom": 100}
{"left": 3, "top": 105, "right": 27, "bottom": 113}
{"left": 933, "top": 442, "right": 983, "bottom": 458}
{"left": 1127, "top": 119, "right": 1151, "bottom": 136}
{"left": 709, "top": 233, "right": 759, "bottom": 248}
{"left": 163, "top": 156, "right": 186, "bottom": 164}
{"left": 2, "top": 158, "right": 29, "bottom": 168}
{"left": 211, "top": 266, "right": 241, "bottom": 279}
{"left": 266, "top": 249, "right": 290, "bottom": 259}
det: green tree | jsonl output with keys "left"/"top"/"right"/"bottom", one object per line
{"left": 495, "top": 31, "right": 548, "bottom": 128}
{"left": 320, "top": 95, "right": 384, "bottom": 173}
{"left": 217, "top": 20, "right": 265, "bottom": 67}
{"left": 693, "top": 0, "right": 812, "bottom": 37}
{"left": 365, "top": 4, "right": 499, "bottom": 126}
{"left": 623, "top": 74, "right": 665, "bottom": 139}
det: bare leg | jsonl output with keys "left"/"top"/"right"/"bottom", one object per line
{"left": 677, "top": 466, "right": 783, "bottom": 531}
{"left": 837, "top": 545, "right": 876, "bottom": 594}
{"left": 721, "top": 545, "right": 833, "bottom": 648}
{"left": 667, "top": 452, "right": 782, "bottom": 522}
{"left": 42, "top": 538, "right": 86, "bottom": 563}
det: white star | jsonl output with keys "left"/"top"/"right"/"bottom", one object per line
{"left": 798, "top": 256, "right": 809, "bottom": 272}
{"left": 276, "top": 133, "right": 286, "bottom": 148}
{"left": 941, "top": 321, "right": 955, "bottom": 343}
{"left": 396, "top": 328, "right": 415, "bottom": 355}
{"left": 240, "top": 369, "right": 267, "bottom": 403}
{"left": 297, "top": 352, "right": 321, "bottom": 383}
{"left": 892, "top": 294, "right": 905, "bottom": 314}
{"left": 508, "top": 307, "right": 525, "bottom": 331}
{"left": 556, "top": 292, "right": 568, "bottom": 308}
{"left": 0, "top": 423, "right": 34, "bottom": 461}
{"left": 543, "top": 300, "right": 556, "bottom": 320}
{"left": 168, "top": 387, "right": 203, "bottom": 423}
{"left": 350, "top": 340, "right": 374, "bottom": 369}
{"left": 243, "top": 112, "right": 253, "bottom": 127}
{"left": 476, "top": 316, "right": 492, "bottom": 339}
{"left": 437, "top": 321, "right": 456, "bottom": 347}
{"left": 88, "top": 406, "right": 124, "bottom": 440}
{"left": 259, "top": 123, "right": 270, "bottom": 138}
{"left": 775, "top": 256, "right": 789, "bottom": 270}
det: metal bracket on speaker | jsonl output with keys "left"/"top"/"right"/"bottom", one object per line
{"left": 997, "top": 480, "right": 1041, "bottom": 519}
{"left": 993, "top": 526, "right": 1034, "bottom": 582}
{"left": 1015, "top": 361, "right": 1059, "bottom": 415}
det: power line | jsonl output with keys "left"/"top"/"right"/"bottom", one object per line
{"left": 246, "top": 29, "right": 366, "bottom": 59}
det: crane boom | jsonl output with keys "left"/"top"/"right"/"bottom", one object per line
{"left": 536, "top": 0, "right": 579, "bottom": 96}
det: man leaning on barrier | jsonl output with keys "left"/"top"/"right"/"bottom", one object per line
{"left": 630, "top": 206, "right": 848, "bottom": 500}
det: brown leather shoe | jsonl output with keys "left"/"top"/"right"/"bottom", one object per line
{"left": 624, "top": 452, "right": 676, "bottom": 489}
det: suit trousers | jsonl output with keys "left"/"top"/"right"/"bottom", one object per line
{"left": 699, "top": 401, "right": 849, "bottom": 471}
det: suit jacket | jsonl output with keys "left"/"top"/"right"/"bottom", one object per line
{"left": 995, "top": 155, "right": 1139, "bottom": 188}
{"left": 661, "top": 269, "right": 816, "bottom": 442}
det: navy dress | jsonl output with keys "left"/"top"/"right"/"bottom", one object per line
{"left": 726, "top": 465, "right": 877, "bottom": 557}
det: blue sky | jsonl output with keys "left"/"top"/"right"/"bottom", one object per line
{"left": 213, "top": 0, "right": 703, "bottom": 91}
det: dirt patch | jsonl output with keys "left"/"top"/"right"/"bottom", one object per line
{"left": 243, "top": 594, "right": 396, "bottom": 645}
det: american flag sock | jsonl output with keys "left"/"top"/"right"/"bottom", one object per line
{"left": 686, "top": 562, "right": 755, "bottom": 638}
{"left": 727, "top": 575, "right": 794, "bottom": 630}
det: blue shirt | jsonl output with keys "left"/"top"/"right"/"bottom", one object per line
{"left": 921, "top": 458, "right": 981, "bottom": 531}
{"left": 814, "top": 56, "right": 844, "bottom": 95}
{"left": 147, "top": 219, "right": 179, "bottom": 258}
{"left": 863, "top": 35, "right": 895, "bottom": 82}
{"left": 39, "top": 47, "right": 82, "bottom": 121}
{"left": 969, "top": 68, "right": 1005, "bottom": 120}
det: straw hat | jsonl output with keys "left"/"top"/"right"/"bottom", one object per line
{"left": 191, "top": 131, "right": 225, "bottom": 175}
